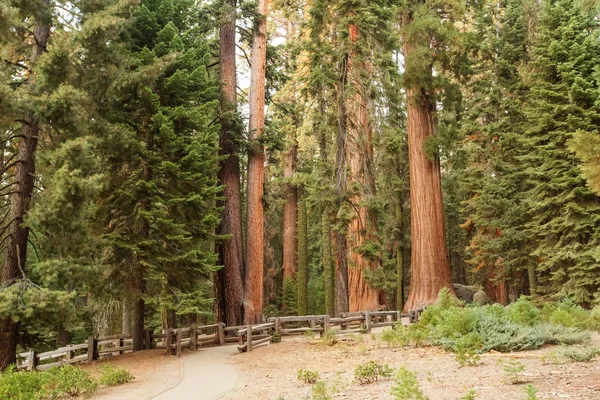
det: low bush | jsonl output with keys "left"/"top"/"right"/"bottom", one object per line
{"left": 99, "top": 365, "right": 134, "bottom": 386}
{"left": 460, "top": 389, "right": 478, "bottom": 400}
{"left": 320, "top": 330, "right": 337, "bottom": 346}
{"left": 354, "top": 361, "right": 393, "bottom": 384}
{"left": 524, "top": 384, "right": 538, "bottom": 400}
{"left": 297, "top": 369, "right": 320, "bottom": 384}
{"left": 390, "top": 367, "right": 428, "bottom": 400}
{"left": 0, "top": 365, "right": 97, "bottom": 400}
{"left": 310, "top": 380, "right": 332, "bottom": 400}
{"left": 555, "top": 345, "right": 600, "bottom": 362}
{"left": 417, "top": 289, "right": 590, "bottom": 356}
{"left": 499, "top": 359, "right": 525, "bottom": 384}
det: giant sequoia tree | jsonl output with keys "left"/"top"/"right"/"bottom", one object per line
{"left": 401, "top": 0, "right": 460, "bottom": 311}
{"left": 245, "top": 0, "right": 269, "bottom": 324}
{"left": 216, "top": 0, "right": 245, "bottom": 327}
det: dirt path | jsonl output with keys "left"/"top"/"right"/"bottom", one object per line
{"left": 89, "top": 346, "right": 239, "bottom": 400}
{"left": 152, "top": 346, "right": 239, "bottom": 400}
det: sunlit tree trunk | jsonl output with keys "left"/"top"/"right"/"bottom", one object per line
{"left": 216, "top": 0, "right": 245, "bottom": 327}
{"left": 297, "top": 196, "right": 308, "bottom": 315}
{"left": 402, "top": 37, "right": 454, "bottom": 312}
{"left": 244, "top": 0, "right": 268, "bottom": 324}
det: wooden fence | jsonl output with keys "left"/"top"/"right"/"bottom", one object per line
{"left": 16, "top": 308, "right": 423, "bottom": 370}
{"left": 237, "top": 309, "right": 424, "bottom": 353}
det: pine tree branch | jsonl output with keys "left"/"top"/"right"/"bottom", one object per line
{"left": 236, "top": 44, "right": 252, "bottom": 67}
{"left": 1, "top": 59, "right": 31, "bottom": 72}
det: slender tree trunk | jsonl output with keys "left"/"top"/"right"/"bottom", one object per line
{"left": 402, "top": 38, "right": 454, "bottom": 312}
{"left": 297, "top": 196, "right": 308, "bottom": 315}
{"left": 334, "top": 51, "right": 350, "bottom": 315}
{"left": 0, "top": 13, "right": 50, "bottom": 371}
{"left": 322, "top": 209, "right": 335, "bottom": 316}
{"left": 122, "top": 298, "right": 132, "bottom": 335}
{"left": 244, "top": 0, "right": 268, "bottom": 324}
{"left": 216, "top": 0, "right": 245, "bottom": 327}
{"left": 132, "top": 264, "right": 145, "bottom": 350}
{"left": 395, "top": 200, "right": 404, "bottom": 311}
{"left": 56, "top": 326, "right": 71, "bottom": 348}
{"left": 281, "top": 142, "right": 297, "bottom": 313}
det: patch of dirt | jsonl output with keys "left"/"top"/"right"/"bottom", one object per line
{"left": 222, "top": 332, "right": 600, "bottom": 400}
{"left": 83, "top": 349, "right": 184, "bottom": 400}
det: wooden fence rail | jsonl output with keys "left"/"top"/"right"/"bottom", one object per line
{"left": 16, "top": 308, "right": 423, "bottom": 369}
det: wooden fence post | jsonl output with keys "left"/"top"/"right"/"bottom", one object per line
{"left": 396, "top": 310, "right": 401, "bottom": 323}
{"left": 323, "top": 314, "right": 330, "bottom": 335}
{"left": 87, "top": 336, "right": 97, "bottom": 363}
{"left": 175, "top": 329, "right": 182, "bottom": 356}
{"left": 218, "top": 322, "right": 225, "bottom": 346}
{"left": 27, "top": 349, "right": 36, "bottom": 371}
{"left": 246, "top": 325, "right": 253, "bottom": 352}
{"left": 165, "top": 328, "right": 173, "bottom": 355}
{"left": 144, "top": 329, "right": 152, "bottom": 350}
{"left": 65, "top": 345, "right": 72, "bottom": 361}
{"left": 274, "top": 317, "right": 281, "bottom": 336}
{"left": 190, "top": 324, "right": 197, "bottom": 351}
{"left": 365, "top": 311, "right": 371, "bottom": 333}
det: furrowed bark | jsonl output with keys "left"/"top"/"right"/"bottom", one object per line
{"left": 216, "top": 0, "right": 245, "bottom": 327}
{"left": 244, "top": 0, "right": 268, "bottom": 324}
{"left": 402, "top": 36, "right": 455, "bottom": 312}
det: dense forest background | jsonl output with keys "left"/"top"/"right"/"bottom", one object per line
{"left": 0, "top": 0, "right": 599, "bottom": 370}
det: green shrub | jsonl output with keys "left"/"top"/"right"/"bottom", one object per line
{"left": 507, "top": 297, "right": 540, "bottom": 326}
{"left": 297, "top": 369, "right": 320, "bottom": 384}
{"left": 271, "top": 333, "right": 282, "bottom": 343}
{"left": 379, "top": 324, "right": 428, "bottom": 348}
{"left": 524, "top": 384, "right": 537, "bottom": 400}
{"left": 499, "top": 359, "right": 525, "bottom": 384}
{"left": 99, "top": 365, "right": 134, "bottom": 386}
{"left": 311, "top": 380, "right": 332, "bottom": 400}
{"left": 540, "top": 299, "right": 598, "bottom": 330}
{"left": 461, "top": 389, "right": 478, "bottom": 400}
{"left": 321, "top": 330, "right": 337, "bottom": 346}
{"left": 555, "top": 345, "right": 600, "bottom": 362}
{"left": 420, "top": 291, "right": 590, "bottom": 354}
{"left": 390, "top": 367, "right": 428, "bottom": 400}
{"left": 354, "top": 361, "right": 393, "bottom": 384}
{"left": 0, "top": 366, "right": 48, "bottom": 400}
{"left": 303, "top": 330, "right": 316, "bottom": 340}
{"left": 454, "top": 333, "right": 482, "bottom": 366}
{"left": 44, "top": 365, "right": 98, "bottom": 398}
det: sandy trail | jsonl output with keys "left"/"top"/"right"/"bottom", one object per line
{"left": 152, "top": 346, "right": 239, "bottom": 400}
{"left": 89, "top": 346, "right": 239, "bottom": 400}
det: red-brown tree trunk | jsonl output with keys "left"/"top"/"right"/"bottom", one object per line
{"left": 244, "top": 0, "right": 268, "bottom": 324}
{"left": 0, "top": 12, "right": 50, "bottom": 371}
{"left": 216, "top": 0, "right": 245, "bottom": 327}
{"left": 403, "top": 39, "right": 454, "bottom": 312}
{"left": 345, "top": 24, "right": 381, "bottom": 312}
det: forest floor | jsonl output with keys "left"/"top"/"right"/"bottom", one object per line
{"left": 221, "top": 330, "right": 600, "bottom": 400}
{"left": 84, "top": 331, "right": 600, "bottom": 400}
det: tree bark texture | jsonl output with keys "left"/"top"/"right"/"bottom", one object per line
{"left": 322, "top": 209, "right": 335, "bottom": 316}
{"left": 281, "top": 140, "right": 297, "bottom": 314}
{"left": 297, "top": 197, "right": 308, "bottom": 315}
{"left": 402, "top": 39, "right": 454, "bottom": 313}
{"left": 334, "top": 50, "right": 350, "bottom": 316}
{"left": 244, "top": 0, "right": 268, "bottom": 324}
{"left": 345, "top": 24, "right": 380, "bottom": 312}
{"left": 122, "top": 298, "right": 132, "bottom": 335}
{"left": 216, "top": 0, "right": 245, "bottom": 327}
{"left": 0, "top": 12, "right": 50, "bottom": 371}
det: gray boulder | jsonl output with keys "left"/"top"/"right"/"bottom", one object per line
{"left": 473, "top": 290, "right": 492, "bottom": 306}
{"left": 453, "top": 283, "right": 478, "bottom": 304}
